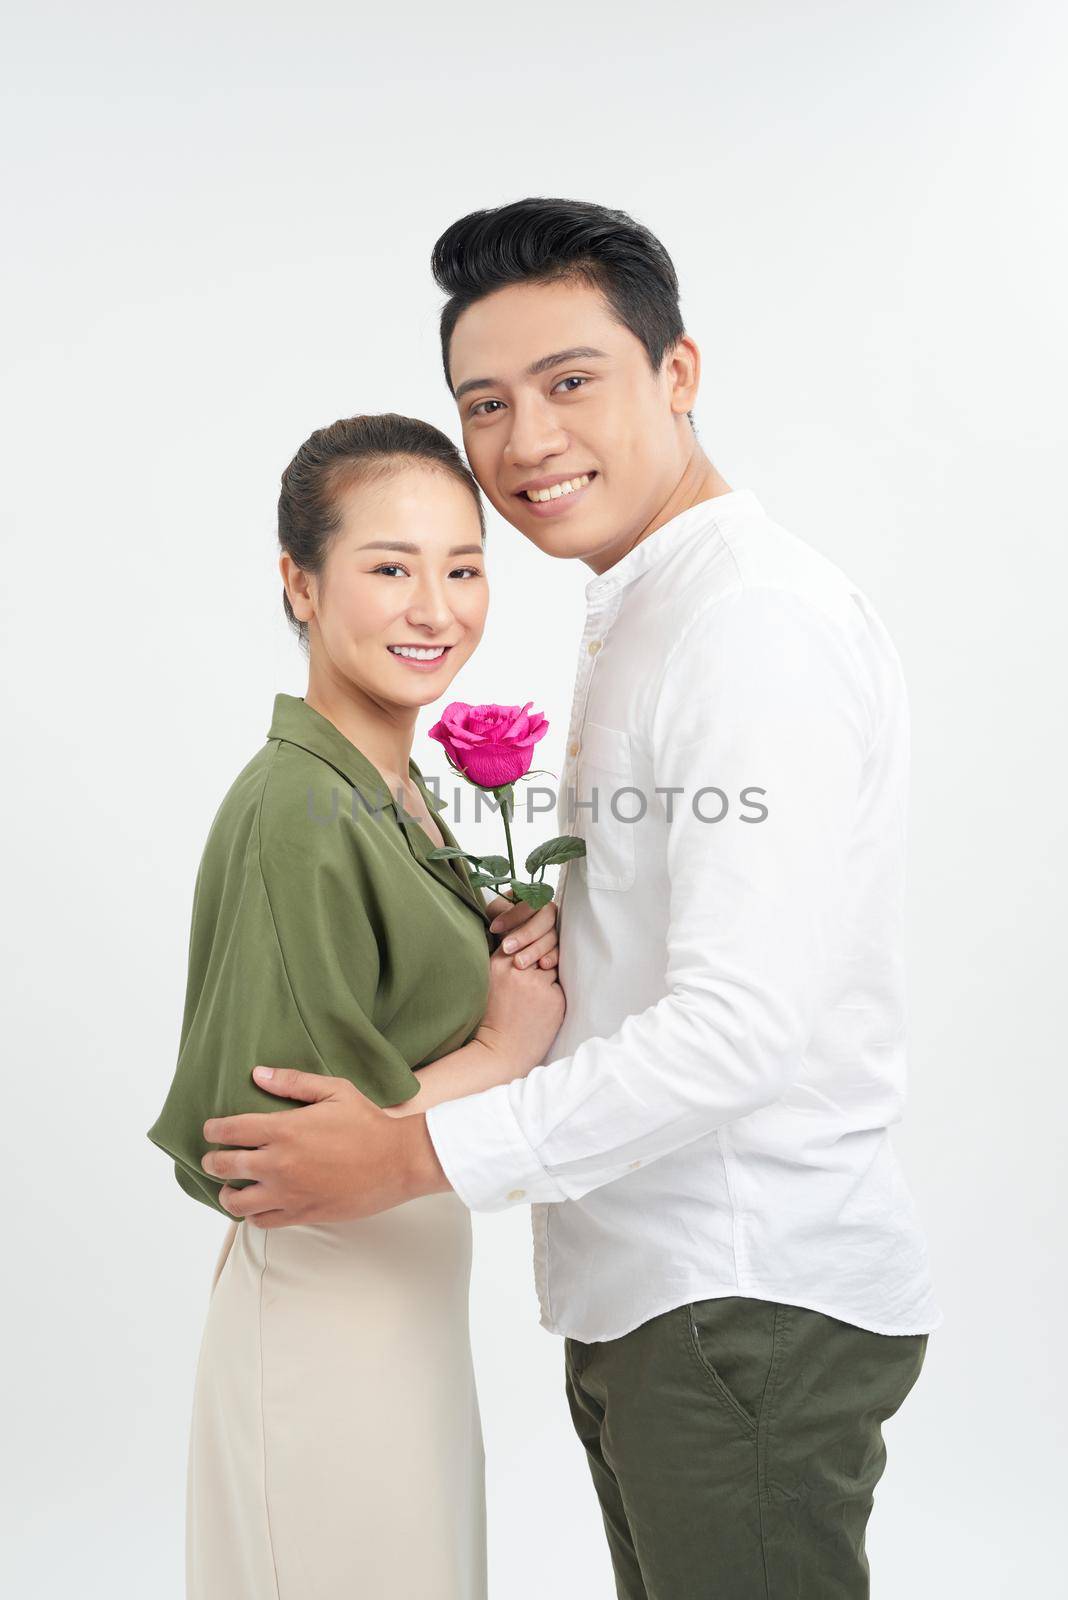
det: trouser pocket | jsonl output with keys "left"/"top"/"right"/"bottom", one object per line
{"left": 209, "top": 1220, "right": 239, "bottom": 1296}
{"left": 683, "top": 1295, "right": 781, "bottom": 1440}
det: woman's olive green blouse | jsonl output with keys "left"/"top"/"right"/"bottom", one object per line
{"left": 146, "top": 693, "right": 493, "bottom": 1218}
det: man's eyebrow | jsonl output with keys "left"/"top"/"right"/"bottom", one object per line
{"left": 453, "top": 346, "right": 608, "bottom": 403}
{"left": 356, "top": 540, "right": 484, "bottom": 556}
{"left": 453, "top": 375, "right": 499, "bottom": 403}
{"left": 526, "top": 346, "right": 608, "bottom": 377}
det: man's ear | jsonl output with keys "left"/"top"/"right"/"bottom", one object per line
{"left": 666, "top": 335, "right": 701, "bottom": 416}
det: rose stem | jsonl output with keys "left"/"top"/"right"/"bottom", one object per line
{"left": 498, "top": 787, "right": 517, "bottom": 879}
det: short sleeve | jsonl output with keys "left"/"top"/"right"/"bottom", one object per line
{"left": 146, "top": 752, "right": 421, "bottom": 1217}
{"left": 256, "top": 765, "right": 422, "bottom": 1107}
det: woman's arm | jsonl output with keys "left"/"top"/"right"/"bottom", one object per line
{"left": 383, "top": 948, "right": 565, "bottom": 1118}
{"left": 382, "top": 1037, "right": 522, "bottom": 1118}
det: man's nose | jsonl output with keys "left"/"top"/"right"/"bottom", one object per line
{"left": 503, "top": 396, "right": 569, "bottom": 469}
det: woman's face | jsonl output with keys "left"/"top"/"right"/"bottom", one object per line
{"left": 300, "top": 464, "right": 489, "bottom": 710}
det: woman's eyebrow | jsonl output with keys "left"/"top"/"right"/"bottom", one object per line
{"left": 357, "top": 541, "right": 484, "bottom": 556}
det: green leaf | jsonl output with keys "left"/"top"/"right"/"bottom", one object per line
{"left": 427, "top": 845, "right": 480, "bottom": 862}
{"left": 509, "top": 879, "right": 555, "bottom": 910}
{"left": 479, "top": 855, "right": 512, "bottom": 879}
{"left": 468, "top": 871, "right": 499, "bottom": 888}
{"left": 524, "top": 834, "right": 588, "bottom": 873}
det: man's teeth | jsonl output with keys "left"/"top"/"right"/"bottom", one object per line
{"left": 525, "top": 474, "right": 591, "bottom": 503}
{"left": 388, "top": 646, "right": 447, "bottom": 660}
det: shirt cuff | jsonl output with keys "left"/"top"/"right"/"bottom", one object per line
{"left": 425, "top": 1080, "right": 570, "bottom": 1212}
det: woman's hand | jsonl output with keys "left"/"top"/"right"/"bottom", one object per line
{"left": 476, "top": 946, "right": 565, "bottom": 1076}
{"left": 486, "top": 892, "right": 559, "bottom": 970}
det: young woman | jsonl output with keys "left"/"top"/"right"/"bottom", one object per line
{"left": 146, "top": 414, "right": 565, "bottom": 1599}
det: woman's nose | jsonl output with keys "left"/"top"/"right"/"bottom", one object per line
{"left": 405, "top": 582, "right": 454, "bottom": 632}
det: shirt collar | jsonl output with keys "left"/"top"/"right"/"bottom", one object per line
{"left": 584, "top": 488, "right": 761, "bottom": 603}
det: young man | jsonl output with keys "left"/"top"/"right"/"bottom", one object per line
{"left": 203, "top": 198, "right": 941, "bottom": 1596}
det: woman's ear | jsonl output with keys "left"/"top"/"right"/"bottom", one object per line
{"left": 280, "top": 552, "right": 315, "bottom": 623}
{"left": 667, "top": 335, "right": 701, "bottom": 416}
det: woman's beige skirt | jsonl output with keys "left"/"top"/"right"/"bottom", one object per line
{"left": 186, "top": 1193, "right": 487, "bottom": 1598}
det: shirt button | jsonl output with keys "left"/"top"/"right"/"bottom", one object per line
{"left": 628, "top": 1160, "right": 641, "bottom": 1170}
{"left": 568, "top": 740, "right": 580, "bottom": 757}
{"left": 506, "top": 1188, "right": 526, "bottom": 1201}
{"left": 587, "top": 640, "right": 602, "bottom": 656}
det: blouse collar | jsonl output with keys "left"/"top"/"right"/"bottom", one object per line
{"left": 267, "top": 694, "right": 492, "bottom": 927}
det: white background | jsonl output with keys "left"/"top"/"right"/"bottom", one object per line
{"left": 3, "top": 2, "right": 1065, "bottom": 1594}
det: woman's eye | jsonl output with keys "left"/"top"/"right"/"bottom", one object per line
{"left": 450, "top": 566, "right": 483, "bottom": 580}
{"left": 469, "top": 399, "right": 505, "bottom": 418}
{"left": 373, "top": 564, "right": 409, "bottom": 578}
{"left": 551, "top": 375, "right": 589, "bottom": 395}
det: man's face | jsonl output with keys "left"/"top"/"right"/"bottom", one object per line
{"left": 449, "top": 278, "right": 693, "bottom": 568}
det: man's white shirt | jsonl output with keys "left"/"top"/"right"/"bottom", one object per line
{"left": 426, "top": 489, "right": 942, "bottom": 1343}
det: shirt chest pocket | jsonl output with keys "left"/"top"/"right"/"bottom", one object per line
{"left": 573, "top": 721, "right": 636, "bottom": 892}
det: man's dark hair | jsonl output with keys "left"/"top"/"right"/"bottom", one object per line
{"left": 431, "top": 197, "right": 685, "bottom": 392}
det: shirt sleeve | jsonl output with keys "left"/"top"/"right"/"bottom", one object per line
{"left": 147, "top": 757, "right": 423, "bottom": 1218}
{"left": 426, "top": 585, "right": 877, "bottom": 1211}
{"left": 256, "top": 771, "right": 422, "bottom": 1108}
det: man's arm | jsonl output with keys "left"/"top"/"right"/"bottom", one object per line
{"left": 201, "top": 895, "right": 559, "bottom": 1224}
{"left": 425, "top": 585, "right": 878, "bottom": 1211}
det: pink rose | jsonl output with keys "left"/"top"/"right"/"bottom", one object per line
{"left": 428, "top": 700, "right": 550, "bottom": 789}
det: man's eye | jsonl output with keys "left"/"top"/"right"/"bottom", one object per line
{"left": 469, "top": 399, "right": 505, "bottom": 418}
{"left": 551, "top": 375, "right": 589, "bottom": 395}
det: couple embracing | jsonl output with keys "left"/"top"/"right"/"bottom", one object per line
{"left": 148, "top": 196, "right": 941, "bottom": 1599}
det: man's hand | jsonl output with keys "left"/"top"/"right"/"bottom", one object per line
{"left": 201, "top": 1068, "right": 450, "bottom": 1227}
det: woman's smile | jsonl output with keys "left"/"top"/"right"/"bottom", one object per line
{"left": 386, "top": 641, "right": 455, "bottom": 671}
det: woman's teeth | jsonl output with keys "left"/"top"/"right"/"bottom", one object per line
{"left": 525, "top": 474, "right": 591, "bottom": 503}
{"left": 388, "top": 645, "right": 447, "bottom": 660}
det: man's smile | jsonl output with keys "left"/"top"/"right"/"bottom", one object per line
{"left": 513, "top": 470, "right": 598, "bottom": 516}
